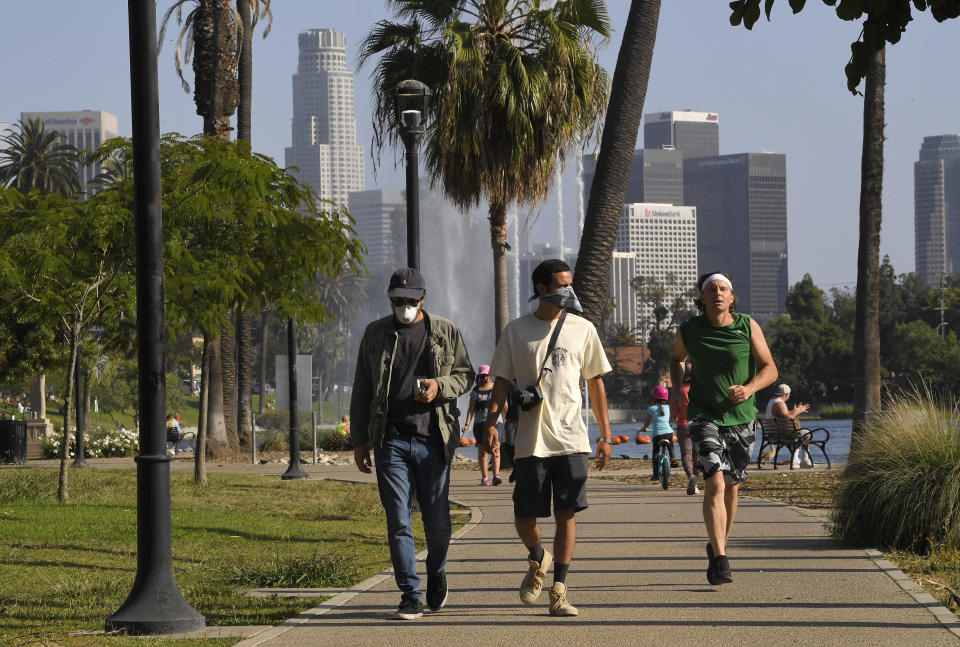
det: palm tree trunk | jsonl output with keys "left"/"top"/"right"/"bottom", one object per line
{"left": 852, "top": 44, "right": 885, "bottom": 445}
{"left": 58, "top": 326, "right": 80, "bottom": 502}
{"left": 236, "top": 0, "right": 252, "bottom": 143}
{"left": 573, "top": 0, "right": 660, "bottom": 328}
{"left": 259, "top": 309, "right": 269, "bottom": 414}
{"left": 220, "top": 320, "right": 238, "bottom": 452}
{"left": 195, "top": 333, "right": 211, "bottom": 484}
{"left": 236, "top": 310, "right": 253, "bottom": 449}
{"left": 205, "top": 332, "right": 231, "bottom": 458}
{"left": 489, "top": 201, "right": 509, "bottom": 341}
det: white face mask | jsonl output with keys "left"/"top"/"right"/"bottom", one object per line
{"left": 393, "top": 304, "right": 419, "bottom": 324}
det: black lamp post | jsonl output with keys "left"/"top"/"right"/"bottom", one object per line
{"left": 282, "top": 317, "right": 308, "bottom": 480}
{"left": 393, "top": 80, "right": 431, "bottom": 271}
{"left": 106, "top": 0, "right": 205, "bottom": 634}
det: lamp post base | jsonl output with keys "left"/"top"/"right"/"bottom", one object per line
{"left": 281, "top": 463, "right": 308, "bottom": 480}
{"left": 105, "top": 568, "right": 205, "bottom": 635}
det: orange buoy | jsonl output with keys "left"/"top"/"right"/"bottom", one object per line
{"left": 468, "top": 437, "right": 477, "bottom": 445}
{"left": 611, "top": 437, "right": 621, "bottom": 445}
{"left": 635, "top": 435, "right": 643, "bottom": 444}
{"left": 637, "top": 435, "right": 651, "bottom": 444}
{"left": 459, "top": 438, "right": 469, "bottom": 447}
{"left": 619, "top": 434, "right": 630, "bottom": 443}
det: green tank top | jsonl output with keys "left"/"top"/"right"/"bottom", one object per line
{"left": 680, "top": 312, "right": 757, "bottom": 426}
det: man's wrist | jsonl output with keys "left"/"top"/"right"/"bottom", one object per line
{"left": 597, "top": 436, "right": 614, "bottom": 445}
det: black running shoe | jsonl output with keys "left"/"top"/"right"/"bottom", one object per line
{"left": 705, "top": 542, "right": 715, "bottom": 582}
{"left": 393, "top": 595, "right": 424, "bottom": 620}
{"left": 426, "top": 570, "right": 448, "bottom": 611}
{"left": 709, "top": 555, "right": 733, "bottom": 585}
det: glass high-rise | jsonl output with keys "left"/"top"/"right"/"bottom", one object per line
{"left": 683, "top": 153, "right": 787, "bottom": 324}
{"left": 284, "top": 29, "right": 364, "bottom": 208}
{"left": 581, "top": 148, "right": 684, "bottom": 209}
{"left": 914, "top": 134, "right": 960, "bottom": 285}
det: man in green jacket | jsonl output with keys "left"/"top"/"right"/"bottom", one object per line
{"left": 350, "top": 267, "right": 474, "bottom": 620}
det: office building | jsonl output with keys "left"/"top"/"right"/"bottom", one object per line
{"left": 914, "top": 134, "right": 960, "bottom": 285}
{"left": 348, "top": 188, "right": 405, "bottom": 271}
{"left": 644, "top": 110, "right": 719, "bottom": 159}
{"left": 683, "top": 153, "right": 787, "bottom": 323}
{"left": 615, "top": 203, "right": 698, "bottom": 338}
{"left": 581, "top": 148, "right": 684, "bottom": 209}
{"left": 20, "top": 110, "right": 119, "bottom": 197}
{"left": 284, "top": 29, "right": 364, "bottom": 208}
{"left": 609, "top": 251, "right": 639, "bottom": 333}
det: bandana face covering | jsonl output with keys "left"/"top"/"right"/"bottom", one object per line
{"left": 537, "top": 286, "right": 583, "bottom": 312}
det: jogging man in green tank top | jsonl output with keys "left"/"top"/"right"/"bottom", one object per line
{"left": 670, "top": 271, "right": 777, "bottom": 585}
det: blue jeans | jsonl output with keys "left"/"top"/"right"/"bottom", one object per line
{"left": 374, "top": 434, "right": 452, "bottom": 600}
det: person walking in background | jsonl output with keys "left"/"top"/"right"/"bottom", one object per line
{"left": 642, "top": 386, "right": 674, "bottom": 482}
{"left": 350, "top": 268, "right": 475, "bottom": 620}
{"left": 673, "top": 362, "right": 701, "bottom": 495}
{"left": 483, "top": 259, "right": 614, "bottom": 617}
{"left": 670, "top": 271, "right": 777, "bottom": 586}
{"left": 462, "top": 365, "right": 501, "bottom": 485}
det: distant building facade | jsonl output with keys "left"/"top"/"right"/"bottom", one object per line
{"left": 20, "top": 110, "right": 119, "bottom": 197}
{"left": 683, "top": 153, "right": 787, "bottom": 323}
{"left": 348, "top": 188, "right": 405, "bottom": 271}
{"left": 581, "top": 148, "right": 684, "bottom": 210}
{"left": 284, "top": 29, "right": 364, "bottom": 208}
{"left": 615, "top": 203, "right": 698, "bottom": 339}
{"left": 914, "top": 134, "right": 960, "bottom": 285}
{"left": 644, "top": 110, "right": 719, "bottom": 159}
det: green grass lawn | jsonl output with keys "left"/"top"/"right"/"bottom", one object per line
{"left": 0, "top": 467, "right": 447, "bottom": 646}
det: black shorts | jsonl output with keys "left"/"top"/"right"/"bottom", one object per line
{"left": 512, "top": 454, "right": 589, "bottom": 518}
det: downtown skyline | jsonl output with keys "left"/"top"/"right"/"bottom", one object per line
{"left": 3, "top": 3, "right": 959, "bottom": 293}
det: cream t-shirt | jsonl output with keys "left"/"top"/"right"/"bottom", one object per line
{"left": 489, "top": 312, "right": 611, "bottom": 459}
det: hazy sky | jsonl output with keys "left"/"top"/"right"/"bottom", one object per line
{"left": 3, "top": 2, "right": 959, "bottom": 292}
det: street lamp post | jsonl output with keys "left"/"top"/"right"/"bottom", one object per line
{"left": 393, "top": 80, "right": 432, "bottom": 271}
{"left": 106, "top": 0, "right": 204, "bottom": 634}
{"left": 282, "top": 317, "right": 308, "bottom": 480}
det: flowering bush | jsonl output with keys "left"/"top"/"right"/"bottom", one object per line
{"left": 42, "top": 427, "right": 140, "bottom": 459}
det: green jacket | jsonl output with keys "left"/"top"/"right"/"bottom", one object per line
{"left": 349, "top": 311, "right": 474, "bottom": 463}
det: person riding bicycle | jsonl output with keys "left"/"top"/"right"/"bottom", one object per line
{"left": 642, "top": 386, "right": 673, "bottom": 482}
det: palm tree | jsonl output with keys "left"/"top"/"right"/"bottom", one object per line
{"left": 362, "top": 0, "right": 611, "bottom": 340}
{"left": 573, "top": 0, "right": 661, "bottom": 328}
{"left": 0, "top": 118, "right": 82, "bottom": 196}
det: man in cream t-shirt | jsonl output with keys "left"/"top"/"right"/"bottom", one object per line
{"left": 483, "top": 259, "right": 614, "bottom": 617}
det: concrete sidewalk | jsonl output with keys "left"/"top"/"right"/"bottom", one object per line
{"left": 230, "top": 466, "right": 959, "bottom": 647}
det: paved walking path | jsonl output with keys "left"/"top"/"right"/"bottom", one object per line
{"left": 218, "top": 464, "right": 959, "bottom": 647}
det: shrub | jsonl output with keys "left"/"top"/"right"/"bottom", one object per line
{"left": 224, "top": 543, "right": 363, "bottom": 588}
{"left": 819, "top": 405, "right": 854, "bottom": 419}
{"left": 831, "top": 392, "right": 960, "bottom": 551}
{"left": 42, "top": 428, "right": 140, "bottom": 459}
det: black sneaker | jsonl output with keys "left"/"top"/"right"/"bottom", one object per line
{"left": 393, "top": 595, "right": 424, "bottom": 620}
{"left": 709, "top": 555, "right": 733, "bottom": 585}
{"left": 705, "top": 542, "right": 715, "bottom": 582}
{"left": 426, "top": 570, "right": 448, "bottom": 611}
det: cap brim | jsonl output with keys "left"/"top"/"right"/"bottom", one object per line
{"left": 388, "top": 287, "right": 424, "bottom": 299}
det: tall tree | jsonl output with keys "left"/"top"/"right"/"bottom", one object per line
{"left": 0, "top": 119, "right": 82, "bottom": 196}
{"left": 572, "top": 0, "right": 661, "bottom": 327}
{"left": 362, "top": 0, "right": 611, "bottom": 339}
{"left": 728, "top": 0, "right": 960, "bottom": 437}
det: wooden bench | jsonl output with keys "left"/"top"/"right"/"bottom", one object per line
{"left": 757, "top": 418, "right": 831, "bottom": 470}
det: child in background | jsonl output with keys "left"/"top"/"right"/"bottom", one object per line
{"left": 642, "top": 386, "right": 674, "bottom": 481}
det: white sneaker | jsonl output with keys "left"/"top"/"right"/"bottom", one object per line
{"left": 519, "top": 550, "right": 552, "bottom": 604}
{"left": 549, "top": 582, "right": 579, "bottom": 616}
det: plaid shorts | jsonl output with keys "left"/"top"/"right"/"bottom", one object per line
{"left": 689, "top": 419, "right": 756, "bottom": 485}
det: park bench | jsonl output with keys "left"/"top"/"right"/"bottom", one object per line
{"left": 166, "top": 426, "right": 196, "bottom": 455}
{"left": 757, "top": 418, "right": 831, "bottom": 470}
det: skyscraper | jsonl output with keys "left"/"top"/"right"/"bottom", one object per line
{"left": 644, "top": 110, "right": 719, "bottom": 159}
{"left": 683, "top": 153, "right": 787, "bottom": 323}
{"left": 914, "top": 134, "right": 960, "bottom": 285}
{"left": 581, "top": 148, "right": 683, "bottom": 209}
{"left": 285, "top": 29, "right": 364, "bottom": 208}
{"left": 348, "top": 188, "right": 406, "bottom": 271}
{"left": 20, "top": 110, "right": 119, "bottom": 197}
{"left": 614, "top": 203, "right": 698, "bottom": 339}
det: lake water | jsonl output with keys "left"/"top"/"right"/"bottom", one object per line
{"left": 457, "top": 419, "right": 854, "bottom": 465}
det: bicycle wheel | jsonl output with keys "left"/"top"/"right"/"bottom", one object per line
{"left": 660, "top": 451, "right": 670, "bottom": 489}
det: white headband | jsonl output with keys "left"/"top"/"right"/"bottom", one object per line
{"left": 701, "top": 273, "right": 733, "bottom": 291}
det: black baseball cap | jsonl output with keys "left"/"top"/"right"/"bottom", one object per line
{"left": 387, "top": 267, "right": 426, "bottom": 299}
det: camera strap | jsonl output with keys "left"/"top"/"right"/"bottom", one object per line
{"left": 536, "top": 310, "right": 567, "bottom": 386}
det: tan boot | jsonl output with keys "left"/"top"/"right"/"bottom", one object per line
{"left": 519, "top": 549, "right": 552, "bottom": 604}
{"left": 548, "top": 582, "right": 579, "bottom": 616}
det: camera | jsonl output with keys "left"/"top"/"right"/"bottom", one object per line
{"left": 414, "top": 377, "right": 428, "bottom": 397}
{"left": 517, "top": 384, "right": 543, "bottom": 411}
